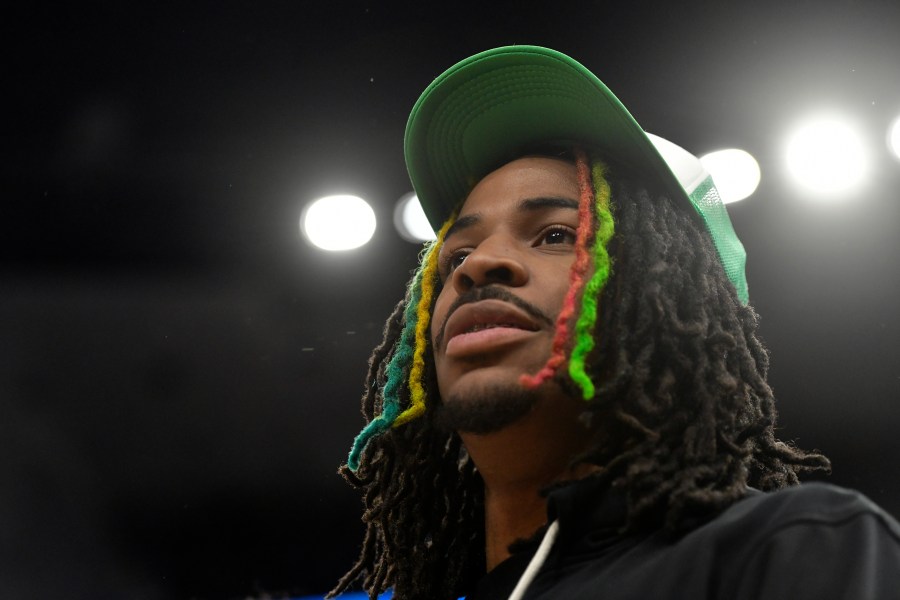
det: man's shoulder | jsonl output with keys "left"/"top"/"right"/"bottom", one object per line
{"left": 501, "top": 483, "right": 900, "bottom": 599}
{"left": 684, "top": 482, "right": 900, "bottom": 557}
{"left": 714, "top": 482, "right": 899, "bottom": 536}
{"left": 684, "top": 483, "right": 900, "bottom": 599}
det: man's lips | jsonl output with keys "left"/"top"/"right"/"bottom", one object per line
{"left": 438, "top": 299, "right": 542, "bottom": 354}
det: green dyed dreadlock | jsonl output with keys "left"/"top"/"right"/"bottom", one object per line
{"left": 346, "top": 216, "right": 454, "bottom": 471}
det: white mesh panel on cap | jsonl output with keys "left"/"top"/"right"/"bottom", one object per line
{"left": 647, "top": 133, "right": 749, "bottom": 303}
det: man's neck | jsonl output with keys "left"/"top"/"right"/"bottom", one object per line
{"left": 459, "top": 393, "right": 598, "bottom": 571}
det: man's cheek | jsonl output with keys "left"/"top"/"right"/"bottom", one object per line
{"left": 430, "top": 291, "right": 450, "bottom": 345}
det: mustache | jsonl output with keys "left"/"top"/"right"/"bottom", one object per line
{"left": 433, "top": 285, "right": 555, "bottom": 350}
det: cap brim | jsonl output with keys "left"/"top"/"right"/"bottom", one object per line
{"left": 404, "top": 45, "right": 690, "bottom": 230}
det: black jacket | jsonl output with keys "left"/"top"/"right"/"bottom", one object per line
{"left": 467, "top": 481, "right": 900, "bottom": 599}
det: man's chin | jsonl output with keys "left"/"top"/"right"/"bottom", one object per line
{"left": 434, "top": 383, "right": 538, "bottom": 435}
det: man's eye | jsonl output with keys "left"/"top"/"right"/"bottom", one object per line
{"left": 445, "top": 251, "right": 468, "bottom": 273}
{"left": 538, "top": 227, "right": 576, "bottom": 246}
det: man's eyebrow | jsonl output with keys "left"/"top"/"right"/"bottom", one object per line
{"left": 443, "top": 196, "right": 579, "bottom": 242}
{"left": 443, "top": 213, "right": 479, "bottom": 242}
{"left": 519, "top": 196, "right": 579, "bottom": 211}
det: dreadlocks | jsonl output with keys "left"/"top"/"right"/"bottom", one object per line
{"left": 330, "top": 153, "right": 830, "bottom": 600}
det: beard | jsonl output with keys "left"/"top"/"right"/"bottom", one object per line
{"left": 434, "top": 383, "right": 539, "bottom": 435}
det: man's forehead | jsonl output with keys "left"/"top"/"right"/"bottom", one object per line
{"left": 464, "top": 156, "right": 579, "bottom": 200}
{"left": 447, "top": 157, "right": 580, "bottom": 227}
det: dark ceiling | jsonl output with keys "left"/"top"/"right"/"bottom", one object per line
{"left": 3, "top": 2, "right": 899, "bottom": 598}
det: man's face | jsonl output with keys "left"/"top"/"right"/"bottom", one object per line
{"left": 430, "top": 156, "right": 581, "bottom": 432}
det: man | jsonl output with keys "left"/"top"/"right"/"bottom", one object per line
{"left": 330, "top": 46, "right": 900, "bottom": 600}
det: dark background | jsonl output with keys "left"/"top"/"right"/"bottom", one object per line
{"left": 2, "top": 1, "right": 899, "bottom": 598}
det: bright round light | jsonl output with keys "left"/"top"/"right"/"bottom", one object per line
{"left": 698, "top": 148, "right": 761, "bottom": 203}
{"left": 301, "top": 195, "right": 376, "bottom": 251}
{"left": 888, "top": 116, "right": 900, "bottom": 161}
{"left": 785, "top": 115, "right": 868, "bottom": 198}
{"left": 393, "top": 192, "right": 436, "bottom": 243}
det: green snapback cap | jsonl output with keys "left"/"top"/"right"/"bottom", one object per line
{"left": 404, "top": 45, "right": 749, "bottom": 303}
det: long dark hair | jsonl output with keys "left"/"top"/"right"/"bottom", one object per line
{"left": 329, "top": 167, "right": 830, "bottom": 600}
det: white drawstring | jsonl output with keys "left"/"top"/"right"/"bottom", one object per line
{"left": 507, "top": 519, "right": 560, "bottom": 600}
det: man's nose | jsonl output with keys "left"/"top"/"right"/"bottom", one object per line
{"left": 450, "top": 236, "right": 528, "bottom": 293}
